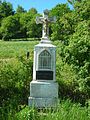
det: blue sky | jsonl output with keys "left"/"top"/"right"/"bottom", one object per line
{"left": 6, "top": 0, "right": 72, "bottom": 13}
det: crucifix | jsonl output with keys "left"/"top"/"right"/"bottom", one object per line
{"left": 28, "top": 9, "right": 58, "bottom": 108}
{"left": 36, "top": 9, "right": 56, "bottom": 40}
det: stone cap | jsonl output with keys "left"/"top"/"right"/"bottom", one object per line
{"left": 35, "top": 42, "right": 56, "bottom": 48}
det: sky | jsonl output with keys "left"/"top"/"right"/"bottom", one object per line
{"left": 5, "top": 0, "right": 72, "bottom": 13}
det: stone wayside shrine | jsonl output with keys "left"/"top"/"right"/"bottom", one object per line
{"left": 28, "top": 9, "right": 58, "bottom": 107}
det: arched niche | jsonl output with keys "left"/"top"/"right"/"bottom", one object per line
{"left": 38, "top": 50, "right": 51, "bottom": 70}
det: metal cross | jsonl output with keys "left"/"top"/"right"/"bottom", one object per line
{"left": 36, "top": 9, "right": 56, "bottom": 40}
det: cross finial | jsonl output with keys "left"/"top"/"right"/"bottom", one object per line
{"left": 36, "top": 9, "right": 56, "bottom": 41}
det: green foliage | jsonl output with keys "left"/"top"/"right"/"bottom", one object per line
{"left": 0, "top": 57, "right": 33, "bottom": 104}
{"left": 16, "top": 5, "right": 26, "bottom": 14}
{"left": 13, "top": 100, "right": 90, "bottom": 120}
{"left": 0, "top": 40, "right": 89, "bottom": 105}
{"left": 0, "top": 2, "right": 41, "bottom": 40}
{"left": 74, "top": 0, "right": 90, "bottom": 20}
{"left": 50, "top": 4, "right": 72, "bottom": 42}
{"left": 1, "top": 100, "right": 90, "bottom": 120}
{"left": 50, "top": 3, "right": 71, "bottom": 19}
{"left": 53, "top": 40, "right": 89, "bottom": 104}
{"left": 0, "top": 1, "right": 14, "bottom": 19}
{"left": 28, "top": 8, "right": 37, "bottom": 15}
{"left": 52, "top": 0, "right": 90, "bottom": 100}
{"left": 16, "top": 106, "right": 38, "bottom": 120}
{"left": 0, "top": 0, "right": 90, "bottom": 41}
{"left": 19, "top": 8, "right": 41, "bottom": 39}
{"left": 1, "top": 15, "right": 20, "bottom": 40}
{"left": 0, "top": 39, "right": 90, "bottom": 119}
{"left": 27, "top": 15, "right": 42, "bottom": 38}
{"left": 64, "top": 20, "right": 90, "bottom": 94}
{"left": 68, "top": 0, "right": 82, "bottom": 6}
{"left": 0, "top": 0, "right": 90, "bottom": 119}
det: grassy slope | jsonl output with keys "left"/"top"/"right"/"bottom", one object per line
{"left": 0, "top": 41, "right": 39, "bottom": 59}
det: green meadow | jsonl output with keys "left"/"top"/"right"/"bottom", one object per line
{"left": 0, "top": 41, "right": 38, "bottom": 59}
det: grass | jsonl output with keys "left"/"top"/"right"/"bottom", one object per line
{"left": 0, "top": 41, "right": 39, "bottom": 59}
{"left": 0, "top": 40, "right": 61, "bottom": 59}
{"left": 17, "top": 100, "right": 90, "bottom": 120}
{"left": 1, "top": 100, "right": 90, "bottom": 120}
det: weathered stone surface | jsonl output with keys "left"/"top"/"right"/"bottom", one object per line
{"left": 28, "top": 81, "right": 58, "bottom": 107}
{"left": 28, "top": 97, "right": 58, "bottom": 108}
{"left": 30, "top": 81, "right": 58, "bottom": 98}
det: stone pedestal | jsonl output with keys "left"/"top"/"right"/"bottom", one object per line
{"left": 28, "top": 81, "right": 58, "bottom": 107}
{"left": 28, "top": 10, "right": 58, "bottom": 108}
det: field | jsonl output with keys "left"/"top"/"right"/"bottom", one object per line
{"left": 0, "top": 41, "right": 39, "bottom": 59}
{"left": 0, "top": 41, "right": 90, "bottom": 120}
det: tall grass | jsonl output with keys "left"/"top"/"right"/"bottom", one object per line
{"left": 1, "top": 100, "right": 89, "bottom": 120}
{"left": 20, "top": 100, "right": 90, "bottom": 120}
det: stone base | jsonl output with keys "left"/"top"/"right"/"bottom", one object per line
{"left": 28, "top": 81, "right": 58, "bottom": 108}
{"left": 28, "top": 97, "right": 58, "bottom": 108}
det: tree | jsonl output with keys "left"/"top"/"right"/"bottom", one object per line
{"left": 16, "top": 5, "right": 26, "bottom": 14}
{"left": 1, "top": 15, "right": 20, "bottom": 40}
{"left": 19, "top": 12, "right": 32, "bottom": 38}
{"left": 56, "top": 0, "right": 90, "bottom": 96}
{"left": 64, "top": 20, "right": 90, "bottom": 93}
{"left": 74, "top": 0, "right": 90, "bottom": 20}
{"left": 50, "top": 3, "right": 71, "bottom": 19}
{"left": 27, "top": 15, "right": 42, "bottom": 38}
{"left": 19, "top": 8, "right": 39, "bottom": 38}
{"left": 67, "top": 0, "right": 82, "bottom": 6}
{"left": 28, "top": 8, "right": 37, "bottom": 15}
{"left": 49, "top": 4, "right": 72, "bottom": 42}
{"left": 0, "top": 1, "right": 14, "bottom": 19}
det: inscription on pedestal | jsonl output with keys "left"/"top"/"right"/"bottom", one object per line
{"left": 36, "top": 71, "right": 53, "bottom": 80}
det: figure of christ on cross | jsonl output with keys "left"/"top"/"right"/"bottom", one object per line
{"left": 36, "top": 9, "right": 56, "bottom": 40}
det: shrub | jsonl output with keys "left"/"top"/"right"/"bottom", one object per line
{"left": 0, "top": 56, "right": 33, "bottom": 109}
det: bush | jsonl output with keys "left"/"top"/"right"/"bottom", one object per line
{"left": 0, "top": 56, "right": 33, "bottom": 109}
